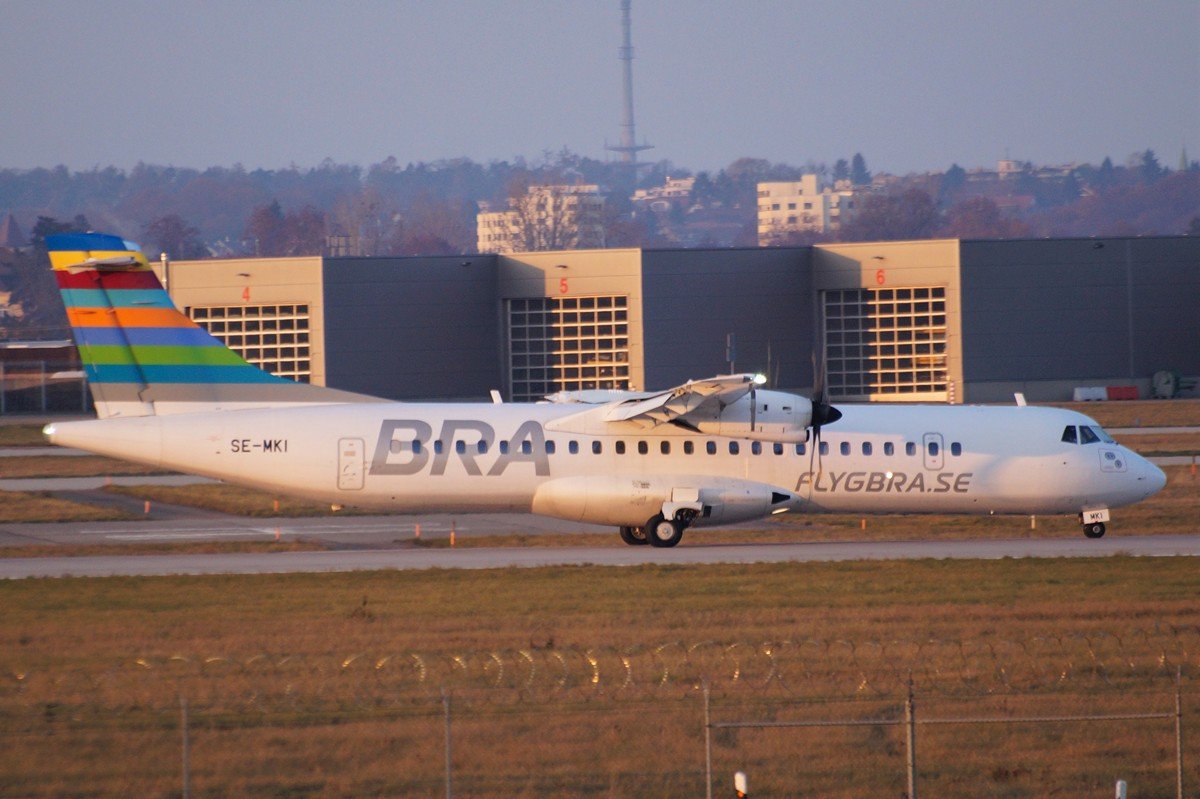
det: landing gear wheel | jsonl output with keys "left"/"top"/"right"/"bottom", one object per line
{"left": 646, "top": 514, "right": 684, "bottom": 548}
{"left": 1083, "top": 522, "right": 1106, "bottom": 539}
{"left": 619, "top": 525, "right": 648, "bottom": 546}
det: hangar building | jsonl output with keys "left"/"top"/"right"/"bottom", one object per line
{"left": 156, "top": 236, "right": 1200, "bottom": 405}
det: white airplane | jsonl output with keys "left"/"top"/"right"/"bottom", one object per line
{"left": 42, "top": 233, "right": 1166, "bottom": 547}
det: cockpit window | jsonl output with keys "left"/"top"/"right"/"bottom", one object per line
{"left": 1080, "top": 422, "right": 1113, "bottom": 441}
{"left": 1064, "top": 424, "right": 1118, "bottom": 445}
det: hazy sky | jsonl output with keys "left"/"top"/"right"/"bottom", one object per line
{"left": 2, "top": 1, "right": 1196, "bottom": 175}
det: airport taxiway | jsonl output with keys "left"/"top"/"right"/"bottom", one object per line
{"left": 1, "top": 533, "right": 1198, "bottom": 579}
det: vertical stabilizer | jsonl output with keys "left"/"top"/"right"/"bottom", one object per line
{"left": 47, "top": 233, "right": 376, "bottom": 418}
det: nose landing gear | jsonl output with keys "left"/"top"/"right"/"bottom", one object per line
{"left": 1079, "top": 509, "right": 1109, "bottom": 539}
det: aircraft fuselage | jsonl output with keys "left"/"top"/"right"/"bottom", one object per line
{"left": 46, "top": 401, "right": 1165, "bottom": 529}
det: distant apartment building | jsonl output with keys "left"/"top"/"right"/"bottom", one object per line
{"left": 756, "top": 175, "right": 858, "bottom": 244}
{"left": 631, "top": 176, "right": 695, "bottom": 212}
{"left": 477, "top": 184, "right": 606, "bottom": 254}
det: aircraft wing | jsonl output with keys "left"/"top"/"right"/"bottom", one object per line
{"left": 602, "top": 373, "right": 764, "bottom": 429}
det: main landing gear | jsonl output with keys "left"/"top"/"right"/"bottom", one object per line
{"left": 1083, "top": 521, "right": 1106, "bottom": 539}
{"left": 619, "top": 510, "right": 697, "bottom": 548}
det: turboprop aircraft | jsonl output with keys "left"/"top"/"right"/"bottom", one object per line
{"left": 42, "top": 233, "right": 1166, "bottom": 547}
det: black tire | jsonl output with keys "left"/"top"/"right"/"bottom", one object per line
{"left": 1083, "top": 522, "right": 1106, "bottom": 539}
{"left": 619, "top": 525, "right": 648, "bottom": 546}
{"left": 647, "top": 515, "right": 684, "bottom": 548}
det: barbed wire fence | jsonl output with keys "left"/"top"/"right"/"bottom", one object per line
{"left": 5, "top": 628, "right": 1199, "bottom": 710}
{"left": 3, "top": 630, "right": 1196, "bottom": 797}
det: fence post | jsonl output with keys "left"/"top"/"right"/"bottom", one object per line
{"left": 181, "top": 694, "right": 190, "bottom": 799}
{"left": 39, "top": 360, "right": 47, "bottom": 412}
{"left": 1176, "top": 667, "right": 1184, "bottom": 799}
{"left": 443, "top": 688, "right": 453, "bottom": 799}
{"left": 0, "top": 360, "right": 5, "bottom": 414}
{"left": 905, "top": 676, "right": 917, "bottom": 799}
{"left": 704, "top": 682, "right": 713, "bottom": 799}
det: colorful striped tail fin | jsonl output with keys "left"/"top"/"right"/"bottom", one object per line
{"left": 47, "top": 232, "right": 376, "bottom": 418}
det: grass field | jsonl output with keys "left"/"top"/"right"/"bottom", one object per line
{"left": 103, "top": 482, "right": 379, "bottom": 517}
{"left": 1052, "top": 398, "right": 1200, "bottom": 427}
{"left": 0, "top": 489, "right": 133, "bottom": 524}
{"left": 0, "top": 454, "right": 168, "bottom": 479}
{"left": 1, "top": 558, "right": 1197, "bottom": 797}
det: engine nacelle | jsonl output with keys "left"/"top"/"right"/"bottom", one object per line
{"left": 690, "top": 389, "right": 812, "bottom": 444}
{"left": 532, "top": 474, "right": 795, "bottom": 527}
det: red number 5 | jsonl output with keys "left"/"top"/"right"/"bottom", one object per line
{"left": 559, "top": 277, "right": 569, "bottom": 294}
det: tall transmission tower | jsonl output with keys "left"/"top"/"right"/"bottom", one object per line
{"left": 606, "top": 0, "right": 653, "bottom": 167}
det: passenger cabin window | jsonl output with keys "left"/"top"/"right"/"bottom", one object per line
{"left": 477, "top": 440, "right": 488, "bottom": 454}
{"left": 412, "top": 440, "right": 422, "bottom": 455}
{"left": 751, "top": 442, "right": 762, "bottom": 455}
{"left": 455, "top": 440, "right": 466, "bottom": 454}
{"left": 521, "top": 441, "right": 532, "bottom": 455}
{"left": 884, "top": 442, "right": 894, "bottom": 456}
{"left": 545, "top": 440, "right": 556, "bottom": 455}
{"left": 434, "top": 440, "right": 444, "bottom": 455}
{"left": 638, "top": 441, "right": 648, "bottom": 455}
{"left": 840, "top": 442, "right": 850, "bottom": 456}
{"left": 773, "top": 443, "right": 784, "bottom": 455}
{"left": 795, "top": 443, "right": 806, "bottom": 455}
{"left": 950, "top": 442, "right": 962, "bottom": 457}
{"left": 928, "top": 441, "right": 939, "bottom": 457}
{"left": 660, "top": 441, "right": 670, "bottom": 455}
{"left": 684, "top": 441, "right": 694, "bottom": 455}
{"left": 905, "top": 442, "right": 916, "bottom": 456}
{"left": 569, "top": 441, "right": 579, "bottom": 454}
{"left": 820, "top": 442, "right": 829, "bottom": 456}
{"left": 499, "top": 441, "right": 509, "bottom": 455}
{"left": 592, "top": 441, "right": 602, "bottom": 454}
{"left": 862, "top": 442, "right": 873, "bottom": 456}
{"left": 1061, "top": 426, "right": 1078, "bottom": 444}
{"left": 707, "top": 441, "right": 717, "bottom": 455}
{"left": 729, "top": 442, "right": 740, "bottom": 455}
{"left": 616, "top": 441, "right": 626, "bottom": 455}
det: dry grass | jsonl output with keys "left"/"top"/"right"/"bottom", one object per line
{"left": 0, "top": 559, "right": 1197, "bottom": 797}
{"left": 1113, "top": 431, "right": 1200, "bottom": 454}
{"left": 0, "top": 539, "right": 329, "bottom": 558}
{"left": 1052, "top": 398, "right": 1200, "bottom": 427}
{"left": 0, "top": 424, "right": 50, "bottom": 447}
{"left": 0, "top": 489, "right": 133, "bottom": 523}
{"left": 104, "top": 483, "right": 385, "bottom": 517}
{"left": 0, "top": 454, "right": 169, "bottom": 478}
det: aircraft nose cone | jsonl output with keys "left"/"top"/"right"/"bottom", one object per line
{"left": 1144, "top": 461, "right": 1167, "bottom": 496}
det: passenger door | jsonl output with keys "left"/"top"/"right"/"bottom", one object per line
{"left": 922, "top": 432, "right": 944, "bottom": 471}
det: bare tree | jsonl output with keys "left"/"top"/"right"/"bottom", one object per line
{"left": 506, "top": 182, "right": 605, "bottom": 252}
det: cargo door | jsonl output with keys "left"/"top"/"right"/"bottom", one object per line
{"left": 338, "top": 438, "right": 365, "bottom": 490}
